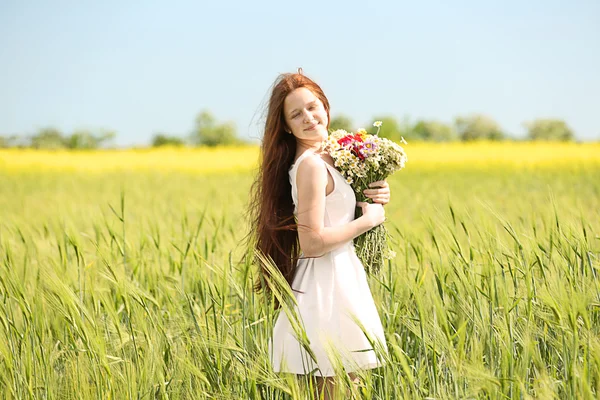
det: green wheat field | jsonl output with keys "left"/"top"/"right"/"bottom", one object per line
{"left": 1, "top": 144, "right": 599, "bottom": 399}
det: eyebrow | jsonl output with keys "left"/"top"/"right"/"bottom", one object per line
{"left": 289, "top": 101, "right": 317, "bottom": 116}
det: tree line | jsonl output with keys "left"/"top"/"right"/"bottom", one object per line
{"left": 0, "top": 110, "right": 585, "bottom": 150}
{"left": 0, "top": 110, "right": 245, "bottom": 150}
{"left": 0, "top": 128, "right": 117, "bottom": 149}
{"left": 331, "top": 114, "right": 578, "bottom": 143}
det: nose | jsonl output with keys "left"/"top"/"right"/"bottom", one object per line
{"left": 302, "top": 110, "right": 314, "bottom": 123}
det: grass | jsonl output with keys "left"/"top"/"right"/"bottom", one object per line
{"left": 0, "top": 143, "right": 599, "bottom": 399}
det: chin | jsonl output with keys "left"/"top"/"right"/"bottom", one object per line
{"left": 316, "top": 124, "right": 328, "bottom": 134}
{"left": 299, "top": 124, "right": 328, "bottom": 142}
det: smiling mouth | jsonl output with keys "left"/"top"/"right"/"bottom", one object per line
{"left": 305, "top": 123, "right": 318, "bottom": 131}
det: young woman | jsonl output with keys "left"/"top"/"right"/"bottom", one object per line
{"left": 248, "top": 70, "right": 390, "bottom": 398}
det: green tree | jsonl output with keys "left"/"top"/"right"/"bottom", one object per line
{"left": 412, "top": 120, "right": 457, "bottom": 142}
{"left": 329, "top": 115, "right": 353, "bottom": 132}
{"left": 370, "top": 116, "right": 400, "bottom": 141}
{"left": 191, "top": 110, "right": 238, "bottom": 146}
{"left": 96, "top": 129, "right": 116, "bottom": 148}
{"left": 65, "top": 130, "right": 96, "bottom": 149}
{"left": 30, "top": 128, "right": 66, "bottom": 149}
{"left": 0, "top": 135, "right": 14, "bottom": 148}
{"left": 369, "top": 115, "right": 419, "bottom": 142}
{"left": 151, "top": 133, "right": 185, "bottom": 147}
{"left": 0, "top": 135, "right": 27, "bottom": 148}
{"left": 455, "top": 114, "right": 505, "bottom": 141}
{"left": 65, "top": 130, "right": 94, "bottom": 149}
{"left": 368, "top": 116, "right": 398, "bottom": 141}
{"left": 65, "top": 129, "right": 116, "bottom": 149}
{"left": 525, "top": 119, "right": 574, "bottom": 141}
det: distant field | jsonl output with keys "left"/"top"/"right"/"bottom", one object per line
{"left": 2, "top": 141, "right": 600, "bottom": 172}
{"left": 0, "top": 143, "right": 599, "bottom": 399}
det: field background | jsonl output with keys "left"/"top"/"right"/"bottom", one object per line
{"left": 1, "top": 143, "right": 599, "bottom": 399}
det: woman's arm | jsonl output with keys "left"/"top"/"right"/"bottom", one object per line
{"left": 295, "top": 155, "right": 384, "bottom": 257}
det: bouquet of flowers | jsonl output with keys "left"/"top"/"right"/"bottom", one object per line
{"left": 323, "top": 121, "right": 408, "bottom": 274}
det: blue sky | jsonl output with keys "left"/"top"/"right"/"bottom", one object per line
{"left": 1, "top": 0, "right": 599, "bottom": 145}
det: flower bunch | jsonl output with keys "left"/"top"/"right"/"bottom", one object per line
{"left": 323, "top": 122, "right": 408, "bottom": 274}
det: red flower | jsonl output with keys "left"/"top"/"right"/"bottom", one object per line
{"left": 351, "top": 133, "right": 364, "bottom": 142}
{"left": 337, "top": 133, "right": 365, "bottom": 148}
{"left": 337, "top": 135, "right": 355, "bottom": 147}
{"left": 352, "top": 142, "right": 366, "bottom": 160}
{"left": 337, "top": 133, "right": 368, "bottom": 160}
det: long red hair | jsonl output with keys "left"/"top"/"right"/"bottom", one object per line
{"left": 246, "top": 71, "right": 331, "bottom": 302}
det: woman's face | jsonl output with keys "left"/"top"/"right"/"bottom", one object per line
{"left": 283, "top": 87, "right": 328, "bottom": 145}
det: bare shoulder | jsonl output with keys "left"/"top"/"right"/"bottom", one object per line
{"left": 296, "top": 154, "right": 327, "bottom": 187}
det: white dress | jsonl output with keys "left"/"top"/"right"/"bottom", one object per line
{"left": 270, "top": 151, "right": 388, "bottom": 377}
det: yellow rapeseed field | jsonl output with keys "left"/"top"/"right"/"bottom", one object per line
{"left": 1, "top": 141, "right": 599, "bottom": 172}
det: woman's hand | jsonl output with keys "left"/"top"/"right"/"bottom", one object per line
{"left": 356, "top": 202, "right": 386, "bottom": 228}
{"left": 362, "top": 180, "right": 390, "bottom": 205}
